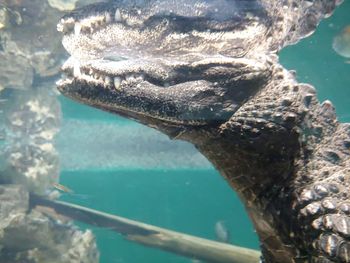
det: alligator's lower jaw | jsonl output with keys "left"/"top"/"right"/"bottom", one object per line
{"left": 57, "top": 74, "right": 230, "bottom": 131}
{"left": 57, "top": 78, "right": 209, "bottom": 129}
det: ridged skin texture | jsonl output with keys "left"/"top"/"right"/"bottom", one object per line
{"left": 207, "top": 62, "right": 350, "bottom": 263}
{"left": 295, "top": 124, "right": 350, "bottom": 263}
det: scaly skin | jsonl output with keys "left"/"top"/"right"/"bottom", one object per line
{"left": 56, "top": 0, "right": 350, "bottom": 262}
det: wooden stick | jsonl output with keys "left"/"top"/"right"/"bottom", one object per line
{"left": 30, "top": 194, "right": 261, "bottom": 263}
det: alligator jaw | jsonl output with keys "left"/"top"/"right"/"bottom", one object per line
{"left": 56, "top": 1, "right": 272, "bottom": 130}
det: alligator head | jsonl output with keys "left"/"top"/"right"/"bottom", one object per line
{"left": 57, "top": 0, "right": 338, "bottom": 132}
{"left": 58, "top": 1, "right": 271, "bottom": 130}
{"left": 57, "top": 1, "right": 349, "bottom": 263}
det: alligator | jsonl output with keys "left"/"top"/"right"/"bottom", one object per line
{"left": 56, "top": 0, "right": 350, "bottom": 262}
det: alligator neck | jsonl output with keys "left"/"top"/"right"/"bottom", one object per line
{"left": 189, "top": 124, "right": 302, "bottom": 262}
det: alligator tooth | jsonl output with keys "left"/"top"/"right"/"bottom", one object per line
{"left": 115, "top": 9, "right": 122, "bottom": 22}
{"left": 74, "top": 23, "right": 81, "bottom": 36}
{"left": 114, "top": 77, "right": 121, "bottom": 89}
{"left": 73, "top": 62, "right": 81, "bottom": 77}
{"left": 105, "top": 76, "right": 112, "bottom": 85}
{"left": 105, "top": 12, "right": 112, "bottom": 23}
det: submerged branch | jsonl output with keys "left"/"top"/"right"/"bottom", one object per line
{"left": 30, "top": 194, "right": 261, "bottom": 263}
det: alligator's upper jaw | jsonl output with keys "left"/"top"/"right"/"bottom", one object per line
{"left": 57, "top": 1, "right": 268, "bottom": 60}
{"left": 58, "top": 55, "right": 271, "bottom": 128}
{"left": 57, "top": 1, "right": 271, "bottom": 129}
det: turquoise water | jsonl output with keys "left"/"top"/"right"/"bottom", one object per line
{"left": 55, "top": 2, "right": 350, "bottom": 263}
{"left": 60, "top": 169, "right": 257, "bottom": 263}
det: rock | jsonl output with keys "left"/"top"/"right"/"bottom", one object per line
{"left": 1, "top": 87, "right": 61, "bottom": 194}
{"left": 0, "top": 185, "right": 99, "bottom": 263}
{"left": 0, "top": 52, "right": 33, "bottom": 90}
{"left": 0, "top": 1, "right": 101, "bottom": 262}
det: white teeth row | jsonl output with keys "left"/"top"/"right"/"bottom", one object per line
{"left": 74, "top": 66, "right": 144, "bottom": 90}
{"left": 58, "top": 9, "right": 124, "bottom": 35}
{"left": 74, "top": 14, "right": 109, "bottom": 35}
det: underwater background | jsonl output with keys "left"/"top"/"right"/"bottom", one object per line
{"left": 54, "top": 1, "right": 350, "bottom": 263}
